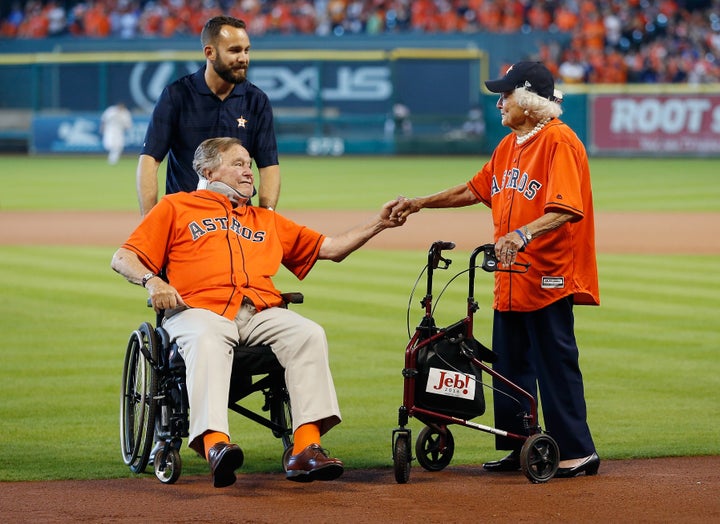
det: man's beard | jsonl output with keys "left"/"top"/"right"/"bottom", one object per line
{"left": 213, "top": 57, "right": 247, "bottom": 85}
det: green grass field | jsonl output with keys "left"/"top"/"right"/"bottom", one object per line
{"left": 0, "top": 154, "right": 718, "bottom": 481}
{"left": 1, "top": 155, "right": 719, "bottom": 212}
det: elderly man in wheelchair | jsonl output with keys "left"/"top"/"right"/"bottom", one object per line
{"left": 112, "top": 137, "right": 405, "bottom": 487}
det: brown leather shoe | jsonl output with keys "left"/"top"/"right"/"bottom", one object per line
{"left": 286, "top": 444, "right": 344, "bottom": 482}
{"left": 207, "top": 442, "right": 244, "bottom": 488}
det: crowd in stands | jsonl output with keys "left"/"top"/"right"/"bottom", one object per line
{"left": 1, "top": 0, "right": 719, "bottom": 84}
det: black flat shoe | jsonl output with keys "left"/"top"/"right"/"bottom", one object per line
{"left": 483, "top": 450, "right": 521, "bottom": 472}
{"left": 555, "top": 452, "right": 600, "bottom": 478}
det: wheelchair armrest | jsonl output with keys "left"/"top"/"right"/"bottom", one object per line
{"left": 148, "top": 293, "right": 303, "bottom": 311}
{"left": 281, "top": 292, "right": 304, "bottom": 305}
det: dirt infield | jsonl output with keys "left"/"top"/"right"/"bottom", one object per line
{"left": 1, "top": 210, "right": 719, "bottom": 253}
{"left": 2, "top": 456, "right": 718, "bottom": 523}
{"left": 1, "top": 209, "right": 718, "bottom": 523}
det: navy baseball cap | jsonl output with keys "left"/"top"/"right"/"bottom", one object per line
{"left": 485, "top": 61, "right": 555, "bottom": 100}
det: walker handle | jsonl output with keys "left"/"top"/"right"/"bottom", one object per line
{"left": 429, "top": 241, "right": 455, "bottom": 270}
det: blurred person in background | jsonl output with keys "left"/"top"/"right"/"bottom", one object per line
{"left": 100, "top": 102, "right": 133, "bottom": 165}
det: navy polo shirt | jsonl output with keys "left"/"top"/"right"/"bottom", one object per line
{"left": 141, "top": 66, "right": 279, "bottom": 195}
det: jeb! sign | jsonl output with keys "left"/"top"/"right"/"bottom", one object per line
{"left": 590, "top": 94, "right": 720, "bottom": 155}
{"left": 425, "top": 368, "right": 476, "bottom": 401}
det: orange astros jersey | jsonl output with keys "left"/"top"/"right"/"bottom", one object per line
{"left": 467, "top": 119, "right": 600, "bottom": 312}
{"left": 122, "top": 190, "right": 324, "bottom": 320}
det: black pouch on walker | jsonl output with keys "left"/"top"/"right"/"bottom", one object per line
{"left": 415, "top": 338, "right": 485, "bottom": 419}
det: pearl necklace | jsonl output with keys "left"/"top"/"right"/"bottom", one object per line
{"left": 516, "top": 118, "right": 551, "bottom": 145}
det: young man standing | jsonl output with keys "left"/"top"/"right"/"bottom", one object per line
{"left": 136, "top": 16, "right": 280, "bottom": 216}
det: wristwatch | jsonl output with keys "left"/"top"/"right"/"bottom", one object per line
{"left": 141, "top": 273, "right": 157, "bottom": 288}
{"left": 522, "top": 226, "right": 533, "bottom": 244}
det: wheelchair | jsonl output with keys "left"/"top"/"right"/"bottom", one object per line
{"left": 119, "top": 293, "right": 302, "bottom": 484}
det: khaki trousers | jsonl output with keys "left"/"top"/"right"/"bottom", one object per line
{"left": 163, "top": 303, "right": 341, "bottom": 451}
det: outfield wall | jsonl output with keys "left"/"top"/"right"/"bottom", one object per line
{"left": 2, "top": 33, "right": 719, "bottom": 157}
{"left": 3, "top": 48, "right": 490, "bottom": 155}
{"left": 24, "top": 85, "right": 720, "bottom": 157}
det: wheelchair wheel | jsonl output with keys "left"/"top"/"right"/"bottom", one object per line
{"left": 154, "top": 448, "right": 182, "bottom": 484}
{"left": 282, "top": 445, "right": 293, "bottom": 472}
{"left": 120, "top": 322, "right": 159, "bottom": 474}
{"left": 415, "top": 425, "right": 454, "bottom": 472}
{"left": 393, "top": 432, "right": 412, "bottom": 484}
{"left": 520, "top": 433, "right": 560, "bottom": 484}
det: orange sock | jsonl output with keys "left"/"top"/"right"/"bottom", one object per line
{"left": 292, "top": 422, "right": 321, "bottom": 455}
{"left": 203, "top": 431, "right": 229, "bottom": 461}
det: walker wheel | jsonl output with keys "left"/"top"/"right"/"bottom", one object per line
{"left": 393, "top": 432, "right": 412, "bottom": 483}
{"left": 520, "top": 433, "right": 559, "bottom": 483}
{"left": 154, "top": 448, "right": 182, "bottom": 484}
{"left": 415, "top": 426, "right": 454, "bottom": 472}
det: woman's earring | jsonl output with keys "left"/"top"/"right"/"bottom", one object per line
{"left": 524, "top": 110, "right": 529, "bottom": 116}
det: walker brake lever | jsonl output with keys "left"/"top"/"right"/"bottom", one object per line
{"left": 431, "top": 241, "right": 455, "bottom": 270}
{"left": 480, "top": 244, "right": 530, "bottom": 273}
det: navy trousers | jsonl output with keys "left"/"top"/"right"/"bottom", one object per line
{"left": 491, "top": 296, "right": 596, "bottom": 460}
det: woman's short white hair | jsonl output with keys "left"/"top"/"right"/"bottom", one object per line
{"left": 512, "top": 87, "right": 563, "bottom": 121}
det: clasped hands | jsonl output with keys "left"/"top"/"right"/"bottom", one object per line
{"left": 384, "top": 196, "right": 418, "bottom": 226}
